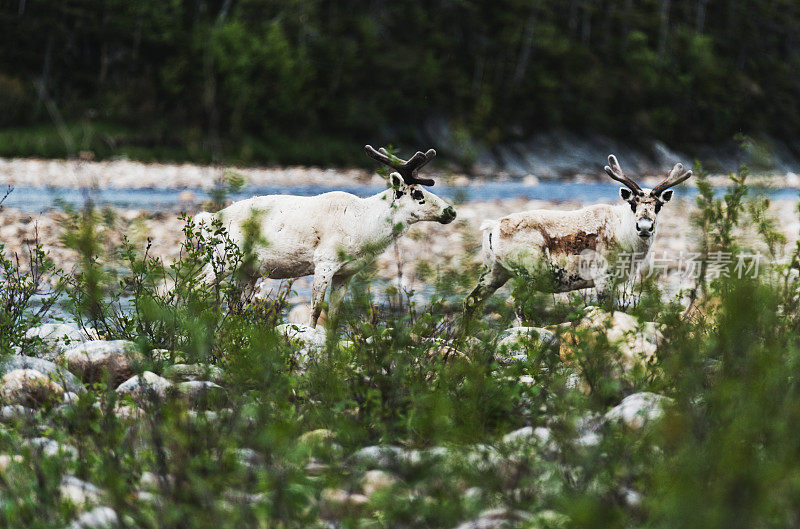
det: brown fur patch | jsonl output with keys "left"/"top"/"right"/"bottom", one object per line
{"left": 541, "top": 229, "right": 600, "bottom": 255}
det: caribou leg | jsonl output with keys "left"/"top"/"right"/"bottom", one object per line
{"left": 309, "top": 262, "right": 339, "bottom": 327}
{"left": 463, "top": 263, "right": 510, "bottom": 315}
{"left": 326, "top": 274, "right": 352, "bottom": 325}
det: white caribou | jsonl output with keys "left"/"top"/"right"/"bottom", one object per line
{"left": 464, "top": 155, "right": 692, "bottom": 311}
{"left": 195, "top": 145, "right": 456, "bottom": 326}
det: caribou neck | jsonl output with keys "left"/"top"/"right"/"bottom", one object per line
{"left": 614, "top": 204, "right": 655, "bottom": 254}
{"left": 362, "top": 189, "right": 415, "bottom": 238}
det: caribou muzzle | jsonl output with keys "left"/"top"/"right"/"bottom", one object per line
{"left": 636, "top": 218, "right": 654, "bottom": 237}
{"left": 439, "top": 206, "right": 457, "bottom": 224}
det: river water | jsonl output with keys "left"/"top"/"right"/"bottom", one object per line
{"left": 4, "top": 181, "right": 797, "bottom": 212}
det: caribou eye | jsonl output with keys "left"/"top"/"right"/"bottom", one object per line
{"left": 411, "top": 189, "right": 424, "bottom": 201}
{"left": 629, "top": 201, "right": 637, "bottom": 213}
{"left": 394, "top": 189, "right": 404, "bottom": 199}
{"left": 655, "top": 203, "right": 662, "bottom": 214}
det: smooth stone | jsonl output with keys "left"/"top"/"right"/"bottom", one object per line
{"left": 61, "top": 340, "right": 142, "bottom": 387}
{"left": 319, "top": 488, "right": 370, "bottom": 519}
{"left": 25, "top": 323, "right": 88, "bottom": 359}
{"left": 0, "top": 355, "right": 84, "bottom": 393}
{"left": 453, "top": 508, "right": 532, "bottom": 529}
{"left": 604, "top": 392, "right": 673, "bottom": 429}
{"left": 0, "top": 453, "right": 23, "bottom": 470}
{"left": 495, "top": 327, "right": 558, "bottom": 364}
{"left": 361, "top": 470, "right": 399, "bottom": 497}
{"left": 23, "top": 437, "right": 78, "bottom": 458}
{"left": 162, "top": 363, "right": 223, "bottom": 383}
{"left": 559, "top": 307, "right": 662, "bottom": 373}
{"left": 0, "top": 404, "right": 35, "bottom": 422}
{"left": 175, "top": 380, "right": 225, "bottom": 405}
{"left": 276, "top": 323, "right": 327, "bottom": 352}
{"left": 116, "top": 371, "right": 172, "bottom": 400}
{"left": 60, "top": 475, "right": 102, "bottom": 508}
{"left": 498, "top": 326, "right": 558, "bottom": 349}
{"left": 0, "top": 369, "right": 64, "bottom": 407}
{"left": 350, "top": 445, "right": 445, "bottom": 470}
{"left": 68, "top": 506, "right": 118, "bottom": 529}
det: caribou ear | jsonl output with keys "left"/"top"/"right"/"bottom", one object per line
{"left": 390, "top": 172, "right": 405, "bottom": 189}
{"left": 619, "top": 187, "right": 633, "bottom": 201}
{"left": 659, "top": 189, "right": 674, "bottom": 202}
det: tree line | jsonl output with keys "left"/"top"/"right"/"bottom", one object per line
{"left": 0, "top": 0, "right": 798, "bottom": 165}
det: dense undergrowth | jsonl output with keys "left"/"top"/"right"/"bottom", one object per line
{"left": 2, "top": 167, "right": 800, "bottom": 528}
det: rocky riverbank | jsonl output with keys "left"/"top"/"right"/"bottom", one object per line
{"left": 1, "top": 307, "right": 669, "bottom": 528}
{"left": 1, "top": 193, "right": 798, "bottom": 312}
{"left": 2, "top": 155, "right": 800, "bottom": 190}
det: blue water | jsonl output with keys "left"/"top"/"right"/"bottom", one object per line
{"left": 5, "top": 181, "right": 797, "bottom": 213}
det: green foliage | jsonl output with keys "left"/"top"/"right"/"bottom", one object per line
{"left": 7, "top": 180, "right": 800, "bottom": 526}
{"left": 0, "top": 188, "right": 59, "bottom": 357}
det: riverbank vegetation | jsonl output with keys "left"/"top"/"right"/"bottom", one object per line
{"left": 2, "top": 167, "right": 800, "bottom": 528}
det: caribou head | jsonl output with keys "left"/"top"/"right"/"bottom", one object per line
{"left": 604, "top": 154, "right": 692, "bottom": 238}
{"left": 365, "top": 145, "right": 456, "bottom": 224}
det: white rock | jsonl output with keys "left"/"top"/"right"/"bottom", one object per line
{"left": 0, "top": 453, "right": 23, "bottom": 470}
{"left": 453, "top": 508, "right": 532, "bottom": 529}
{"left": 116, "top": 371, "right": 172, "bottom": 400}
{"left": 162, "top": 363, "right": 223, "bottom": 383}
{"left": 68, "top": 506, "right": 118, "bottom": 529}
{"left": 319, "top": 488, "right": 369, "bottom": 519}
{"left": 61, "top": 340, "right": 142, "bottom": 386}
{"left": 0, "top": 369, "right": 64, "bottom": 407}
{"left": 276, "top": 323, "right": 327, "bottom": 352}
{"left": 361, "top": 470, "right": 398, "bottom": 497}
{"left": 571, "top": 307, "right": 663, "bottom": 372}
{"left": 60, "top": 475, "right": 102, "bottom": 508}
{"left": 496, "top": 327, "right": 558, "bottom": 364}
{"left": 23, "top": 437, "right": 78, "bottom": 458}
{"left": 0, "top": 404, "right": 34, "bottom": 422}
{"left": 25, "top": 323, "right": 88, "bottom": 359}
{"left": 176, "top": 380, "right": 225, "bottom": 405}
{"left": 0, "top": 355, "right": 84, "bottom": 393}
{"left": 604, "top": 392, "right": 673, "bottom": 429}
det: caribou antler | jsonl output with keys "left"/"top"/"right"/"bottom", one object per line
{"left": 604, "top": 154, "right": 643, "bottom": 195}
{"left": 364, "top": 145, "right": 437, "bottom": 186}
{"left": 651, "top": 163, "right": 693, "bottom": 196}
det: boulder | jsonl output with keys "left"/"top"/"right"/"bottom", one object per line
{"left": 0, "top": 404, "right": 35, "bottom": 422}
{"left": 68, "top": 506, "right": 118, "bottom": 529}
{"left": 495, "top": 326, "right": 559, "bottom": 364}
{"left": 162, "top": 363, "right": 223, "bottom": 383}
{"left": 501, "top": 426, "right": 553, "bottom": 448}
{"left": 25, "top": 323, "right": 88, "bottom": 359}
{"left": 604, "top": 392, "right": 673, "bottom": 429}
{"left": 60, "top": 475, "right": 102, "bottom": 508}
{"left": 116, "top": 371, "right": 172, "bottom": 401}
{"left": 498, "top": 327, "right": 559, "bottom": 353}
{"left": 0, "top": 454, "right": 23, "bottom": 470}
{"left": 61, "top": 340, "right": 142, "bottom": 386}
{"left": 319, "top": 488, "right": 370, "bottom": 519}
{"left": 361, "top": 470, "right": 399, "bottom": 497}
{"left": 23, "top": 437, "right": 78, "bottom": 458}
{"left": 0, "top": 355, "right": 84, "bottom": 393}
{"left": 276, "top": 323, "right": 327, "bottom": 352}
{"left": 0, "top": 369, "right": 64, "bottom": 407}
{"left": 557, "top": 307, "right": 662, "bottom": 373}
{"left": 175, "top": 380, "right": 225, "bottom": 406}
{"left": 453, "top": 508, "right": 532, "bottom": 529}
